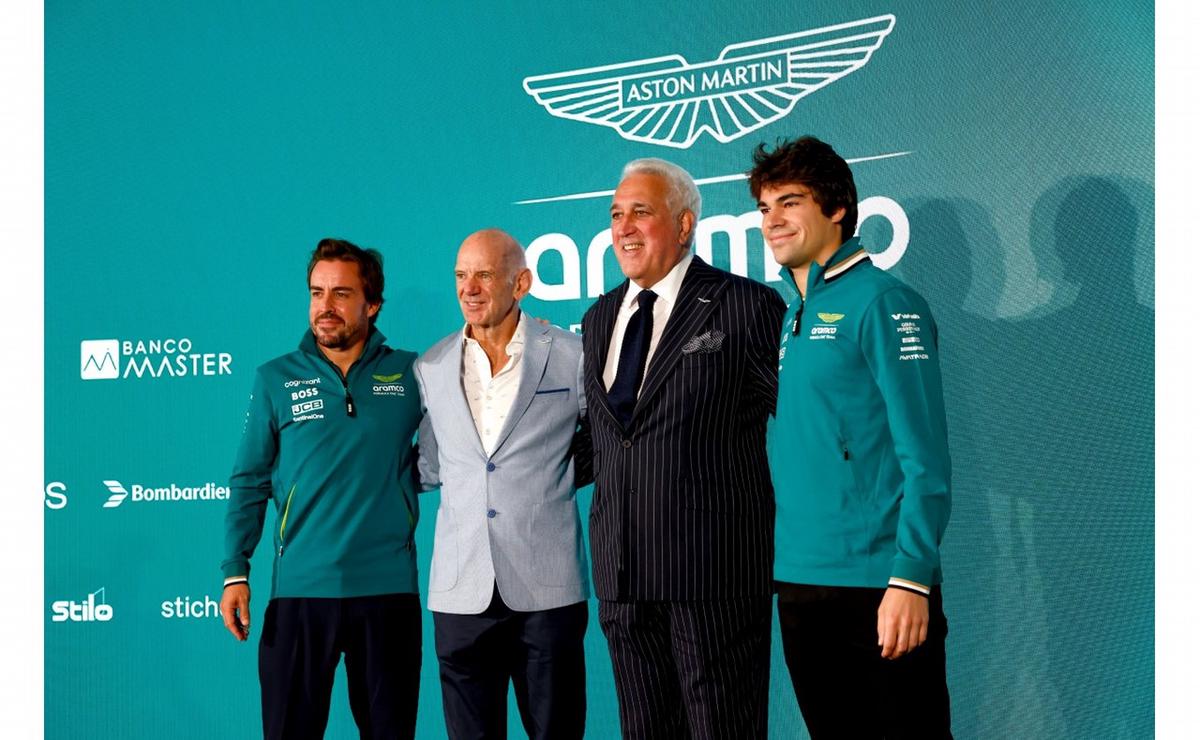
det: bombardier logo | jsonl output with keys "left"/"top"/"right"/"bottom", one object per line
{"left": 523, "top": 15, "right": 894, "bottom": 148}
{"left": 101, "top": 479, "right": 230, "bottom": 508}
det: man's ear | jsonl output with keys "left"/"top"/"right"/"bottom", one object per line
{"left": 513, "top": 268, "right": 533, "bottom": 302}
{"left": 678, "top": 209, "right": 696, "bottom": 246}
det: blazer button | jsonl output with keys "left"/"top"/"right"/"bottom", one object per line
{"left": 486, "top": 462, "right": 496, "bottom": 472}
{"left": 487, "top": 509, "right": 497, "bottom": 518}
{"left": 622, "top": 439, "right": 632, "bottom": 449}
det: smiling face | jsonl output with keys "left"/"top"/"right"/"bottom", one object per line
{"left": 454, "top": 231, "right": 530, "bottom": 332}
{"left": 757, "top": 181, "right": 846, "bottom": 271}
{"left": 609, "top": 172, "right": 694, "bottom": 289}
{"left": 308, "top": 259, "right": 379, "bottom": 352}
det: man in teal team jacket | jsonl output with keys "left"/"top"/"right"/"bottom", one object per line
{"left": 220, "top": 239, "right": 423, "bottom": 740}
{"left": 749, "top": 137, "right": 953, "bottom": 739}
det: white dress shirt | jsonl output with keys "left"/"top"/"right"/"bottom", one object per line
{"left": 462, "top": 311, "right": 526, "bottom": 456}
{"left": 603, "top": 251, "right": 694, "bottom": 392}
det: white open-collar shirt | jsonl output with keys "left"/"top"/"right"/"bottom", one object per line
{"left": 462, "top": 310, "right": 527, "bottom": 456}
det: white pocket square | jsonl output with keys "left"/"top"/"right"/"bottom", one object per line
{"left": 682, "top": 329, "right": 725, "bottom": 354}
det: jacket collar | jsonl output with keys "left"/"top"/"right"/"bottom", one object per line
{"left": 298, "top": 326, "right": 387, "bottom": 366}
{"left": 778, "top": 237, "right": 871, "bottom": 297}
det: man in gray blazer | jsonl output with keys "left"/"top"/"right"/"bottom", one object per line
{"left": 414, "top": 228, "right": 591, "bottom": 740}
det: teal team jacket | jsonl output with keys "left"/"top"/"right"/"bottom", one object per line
{"left": 222, "top": 329, "right": 422, "bottom": 599}
{"left": 769, "top": 238, "right": 952, "bottom": 589}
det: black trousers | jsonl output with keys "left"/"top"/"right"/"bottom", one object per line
{"left": 598, "top": 597, "right": 772, "bottom": 740}
{"left": 258, "top": 593, "right": 421, "bottom": 740}
{"left": 776, "top": 583, "right": 952, "bottom": 740}
{"left": 433, "top": 585, "right": 588, "bottom": 740}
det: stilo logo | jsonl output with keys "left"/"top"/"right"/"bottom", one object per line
{"left": 524, "top": 15, "right": 895, "bottom": 148}
{"left": 51, "top": 587, "right": 113, "bottom": 622}
{"left": 101, "top": 479, "right": 230, "bottom": 508}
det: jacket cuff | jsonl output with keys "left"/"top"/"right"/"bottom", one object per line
{"left": 221, "top": 559, "right": 249, "bottom": 579}
{"left": 890, "top": 557, "right": 934, "bottom": 588}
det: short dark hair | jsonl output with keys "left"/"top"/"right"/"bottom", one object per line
{"left": 306, "top": 238, "right": 385, "bottom": 323}
{"left": 748, "top": 136, "right": 858, "bottom": 243}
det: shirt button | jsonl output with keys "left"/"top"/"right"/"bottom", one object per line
{"left": 487, "top": 509, "right": 497, "bottom": 518}
{"left": 486, "top": 462, "right": 496, "bottom": 472}
{"left": 622, "top": 439, "right": 632, "bottom": 449}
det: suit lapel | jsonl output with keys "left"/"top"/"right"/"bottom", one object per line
{"left": 587, "top": 286, "right": 625, "bottom": 429}
{"left": 490, "top": 320, "right": 551, "bottom": 457}
{"left": 632, "top": 257, "right": 726, "bottom": 421}
{"left": 445, "top": 337, "right": 487, "bottom": 457}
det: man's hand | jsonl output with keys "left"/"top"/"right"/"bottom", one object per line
{"left": 220, "top": 583, "right": 251, "bottom": 641}
{"left": 877, "top": 587, "right": 928, "bottom": 659}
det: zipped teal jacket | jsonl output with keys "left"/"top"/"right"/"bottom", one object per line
{"left": 221, "top": 329, "right": 421, "bottom": 598}
{"left": 769, "top": 238, "right": 951, "bottom": 589}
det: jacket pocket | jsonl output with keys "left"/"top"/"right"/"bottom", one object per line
{"left": 531, "top": 500, "right": 586, "bottom": 588}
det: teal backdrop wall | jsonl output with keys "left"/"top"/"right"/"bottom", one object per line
{"left": 45, "top": 1, "right": 1154, "bottom": 737}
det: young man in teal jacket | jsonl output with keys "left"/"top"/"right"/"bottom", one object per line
{"left": 750, "top": 137, "right": 953, "bottom": 739}
{"left": 220, "top": 239, "right": 423, "bottom": 740}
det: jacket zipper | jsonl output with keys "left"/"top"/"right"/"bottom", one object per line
{"left": 791, "top": 295, "right": 805, "bottom": 336}
{"left": 278, "top": 483, "right": 296, "bottom": 556}
{"left": 319, "top": 356, "right": 360, "bottom": 416}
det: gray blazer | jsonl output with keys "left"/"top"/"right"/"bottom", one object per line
{"left": 414, "top": 320, "right": 591, "bottom": 614}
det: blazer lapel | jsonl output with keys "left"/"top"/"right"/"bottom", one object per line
{"left": 490, "top": 320, "right": 551, "bottom": 457}
{"left": 587, "top": 286, "right": 625, "bottom": 429}
{"left": 445, "top": 337, "right": 487, "bottom": 457}
{"left": 632, "top": 257, "right": 726, "bottom": 421}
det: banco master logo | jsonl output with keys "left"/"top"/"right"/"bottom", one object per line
{"left": 523, "top": 15, "right": 894, "bottom": 148}
{"left": 80, "top": 340, "right": 119, "bottom": 379}
{"left": 80, "top": 337, "right": 233, "bottom": 380}
{"left": 102, "top": 479, "right": 230, "bottom": 508}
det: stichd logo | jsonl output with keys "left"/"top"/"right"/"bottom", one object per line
{"left": 102, "top": 479, "right": 230, "bottom": 508}
{"left": 161, "top": 595, "right": 221, "bottom": 619}
{"left": 51, "top": 587, "right": 113, "bottom": 623}
{"left": 79, "top": 337, "right": 233, "bottom": 380}
{"left": 524, "top": 15, "right": 895, "bottom": 148}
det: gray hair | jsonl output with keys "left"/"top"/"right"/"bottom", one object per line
{"left": 621, "top": 158, "right": 702, "bottom": 241}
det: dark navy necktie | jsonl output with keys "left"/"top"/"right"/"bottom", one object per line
{"left": 608, "top": 289, "right": 658, "bottom": 429}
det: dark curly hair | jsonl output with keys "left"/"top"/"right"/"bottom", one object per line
{"left": 306, "top": 238, "right": 385, "bottom": 324}
{"left": 748, "top": 136, "right": 858, "bottom": 243}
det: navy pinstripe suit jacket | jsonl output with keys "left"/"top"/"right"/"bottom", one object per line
{"left": 582, "top": 257, "right": 786, "bottom": 601}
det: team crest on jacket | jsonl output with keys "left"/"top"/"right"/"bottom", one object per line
{"left": 523, "top": 16, "right": 895, "bottom": 148}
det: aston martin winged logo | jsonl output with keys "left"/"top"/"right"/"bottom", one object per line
{"left": 523, "top": 15, "right": 895, "bottom": 149}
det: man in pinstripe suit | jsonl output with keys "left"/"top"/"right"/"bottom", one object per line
{"left": 581, "top": 158, "right": 786, "bottom": 739}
